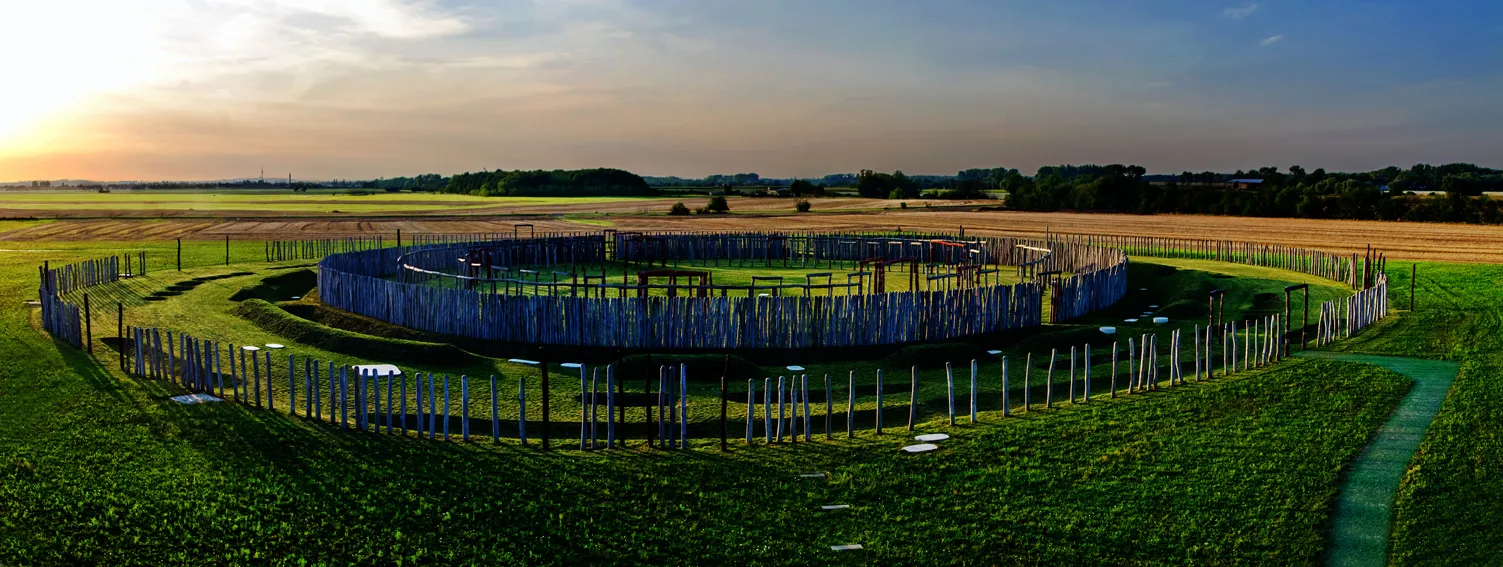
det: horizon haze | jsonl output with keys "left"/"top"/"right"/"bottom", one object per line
{"left": 1, "top": 0, "right": 1498, "bottom": 181}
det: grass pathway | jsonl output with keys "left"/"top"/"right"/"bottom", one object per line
{"left": 1294, "top": 352, "right": 1459, "bottom": 567}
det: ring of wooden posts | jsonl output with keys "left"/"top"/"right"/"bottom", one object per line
{"left": 317, "top": 231, "right": 1131, "bottom": 349}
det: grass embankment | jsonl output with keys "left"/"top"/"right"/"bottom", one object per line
{"left": 0, "top": 240, "right": 1405, "bottom": 564}
{"left": 1325, "top": 261, "right": 1503, "bottom": 565}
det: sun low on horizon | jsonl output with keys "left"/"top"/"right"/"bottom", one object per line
{"left": 0, "top": 0, "right": 1499, "bottom": 182}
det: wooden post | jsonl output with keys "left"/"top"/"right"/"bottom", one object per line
{"left": 176, "top": 238, "right": 181, "bottom": 271}
{"left": 116, "top": 303, "right": 123, "bottom": 371}
{"left": 908, "top": 366, "right": 918, "bottom": 431}
{"left": 1023, "top": 353, "right": 1032, "bottom": 412}
{"left": 225, "top": 235, "right": 230, "bottom": 265}
{"left": 1083, "top": 346, "right": 1091, "bottom": 401}
{"left": 944, "top": 362, "right": 956, "bottom": 426}
{"left": 1045, "top": 349, "right": 1055, "bottom": 408}
{"left": 606, "top": 365, "right": 616, "bottom": 448}
{"left": 1410, "top": 263, "right": 1416, "bottom": 311}
{"left": 846, "top": 371, "right": 855, "bottom": 438}
{"left": 518, "top": 375, "right": 527, "bottom": 446}
{"left": 763, "top": 378, "right": 772, "bottom": 443}
{"left": 746, "top": 378, "right": 755, "bottom": 444}
{"left": 875, "top": 368, "right": 883, "bottom": 435}
{"left": 775, "top": 375, "right": 784, "bottom": 443}
{"left": 825, "top": 374, "right": 833, "bottom": 439}
{"left": 719, "top": 355, "right": 729, "bottom": 451}
{"left": 1001, "top": 356, "right": 1010, "bottom": 416}
{"left": 1110, "top": 342, "right": 1118, "bottom": 397}
{"left": 490, "top": 375, "right": 499, "bottom": 444}
{"left": 1068, "top": 346, "right": 1076, "bottom": 403}
{"left": 83, "top": 293, "right": 91, "bottom": 353}
{"left": 538, "top": 349, "right": 550, "bottom": 449}
{"left": 969, "top": 359, "right": 978, "bottom": 423}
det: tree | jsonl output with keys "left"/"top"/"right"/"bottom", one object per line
{"left": 789, "top": 179, "right": 818, "bottom": 197}
{"left": 669, "top": 202, "right": 691, "bottom": 216}
{"left": 795, "top": 199, "right": 812, "bottom": 212}
{"left": 706, "top": 196, "right": 730, "bottom": 213}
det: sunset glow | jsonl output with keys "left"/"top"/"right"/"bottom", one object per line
{"left": 0, "top": 0, "right": 1498, "bottom": 181}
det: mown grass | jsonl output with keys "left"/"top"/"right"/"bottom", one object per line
{"left": 0, "top": 240, "right": 1413, "bottom": 565}
{"left": 1326, "top": 261, "right": 1503, "bottom": 565}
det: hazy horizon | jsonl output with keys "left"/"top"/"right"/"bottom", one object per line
{"left": 2, "top": 0, "right": 1498, "bottom": 181}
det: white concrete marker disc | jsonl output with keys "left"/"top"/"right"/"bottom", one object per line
{"left": 1124, "top": 319, "right": 1139, "bottom": 323}
{"left": 830, "top": 544, "right": 864, "bottom": 551}
{"left": 901, "top": 443, "right": 939, "bottom": 453}
{"left": 561, "top": 363, "right": 583, "bottom": 369}
{"left": 507, "top": 359, "right": 541, "bottom": 366}
{"left": 786, "top": 365, "right": 806, "bottom": 372}
{"left": 1100, "top": 327, "right": 1117, "bottom": 335}
{"left": 798, "top": 472, "right": 827, "bottom": 478}
{"left": 352, "top": 364, "right": 402, "bottom": 377}
{"left": 241, "top": 346, "right": 260, "bottom": 351}
{"left": 169, "top": 394, "right": 220, "bottom": 403}
{"left": 1139, "top": 287, "right": 1148, "bottom": 291}
{"left": 820, "top": 505, "right": 851, "bottom": 511}
{"left": 1153, "top": 317, "right": 1169, "bottom": 324}
{"left": 1149, "top": 305, "right": 1159, "bottom": 308}
{"left": 265, "top": 344, "right": 284, "bottom": 349}
{"left": 986, "top": 350, "right": 1002, "bottom": 355}
{"left": 914, "top": 433, "right": 949, "bottom": 442}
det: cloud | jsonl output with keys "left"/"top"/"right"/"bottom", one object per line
{"left": 1222, "top": 3, "right": 1258, "bottom": 20}
{"left": 1259, "top": 34, "right": 1284, "bottom": 47}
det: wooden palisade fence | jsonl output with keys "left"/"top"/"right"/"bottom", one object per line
{"left": 319, "top": 231, "right": 1131, "bottom": 349}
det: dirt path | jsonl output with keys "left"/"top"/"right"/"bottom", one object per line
{"left": 1293, "top": 352, "right": 1459, "bottom": 567}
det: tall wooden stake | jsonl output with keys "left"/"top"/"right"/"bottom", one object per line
{"left": 539, "top": 348, "right": 550, "bottom": 450}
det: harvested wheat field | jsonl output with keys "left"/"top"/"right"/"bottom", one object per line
{"left": 3, "top": 208, "right": 1501, "bottom": 262}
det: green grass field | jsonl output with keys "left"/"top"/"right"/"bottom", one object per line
{"left": 409, "top": 260, "right": 1029, "bottom": 296}
{"left": 1, "top": 238, "right": 1496, "bottom": 565}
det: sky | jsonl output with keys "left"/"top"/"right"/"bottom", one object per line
{"left": 0, "top": 0, "right": 1498, "bottom": 181}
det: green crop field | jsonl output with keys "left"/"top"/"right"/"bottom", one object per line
{"left": 1, "top": 237, "right": 1498, "bottom": 565}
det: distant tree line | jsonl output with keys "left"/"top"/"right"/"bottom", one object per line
{"left": 366, "top": 169, "right": 655, "bottom": 197}
{"left": 1005, "top": 163, "right": 1503, "bottom": 223}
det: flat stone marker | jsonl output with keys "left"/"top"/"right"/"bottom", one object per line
{"left": 901, "top": 443, "right": 939, "bottom": 453}
{"left": 1100, "top": 326, "right": 1117, "bottom": 335}
{"left": 786, "top": 365, "right": 806, "bottom": 372}
{"left": 265, "top": 344, "right": 285, "bottom": 349}
{"left": 242, "top": 346, "right": 260, "bottom": 352}
{"left": 820, "top": 505, "right": 851, "bottom": 511}
{"left": 561, "top": 363, "right": 583, "bottom": 369}
{"left": 352, "top": 364, "right": 402, "bottom": 377}
{"left": 170, "top": 394, "right": 223, "bottom": 404}
{"left": 986, "top": 350, "right": 1002, "bottom": 355}
{"left": 830, "top": 544, "right": 864, "bottom": 551}
{"left": 1153, "top": 317, "right": 1169, "bottom": 324}
{"left": 507, "top": 359, "right": 541, "bottom": 366}
{"left": 291, "top": 296, "right": 301, "bottom": 300}
{"left": 1124, "top": 319, "right": 1139, "bottom": 323}
{"left": 914, "top": 433, "right": 949, "bottom": 442}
